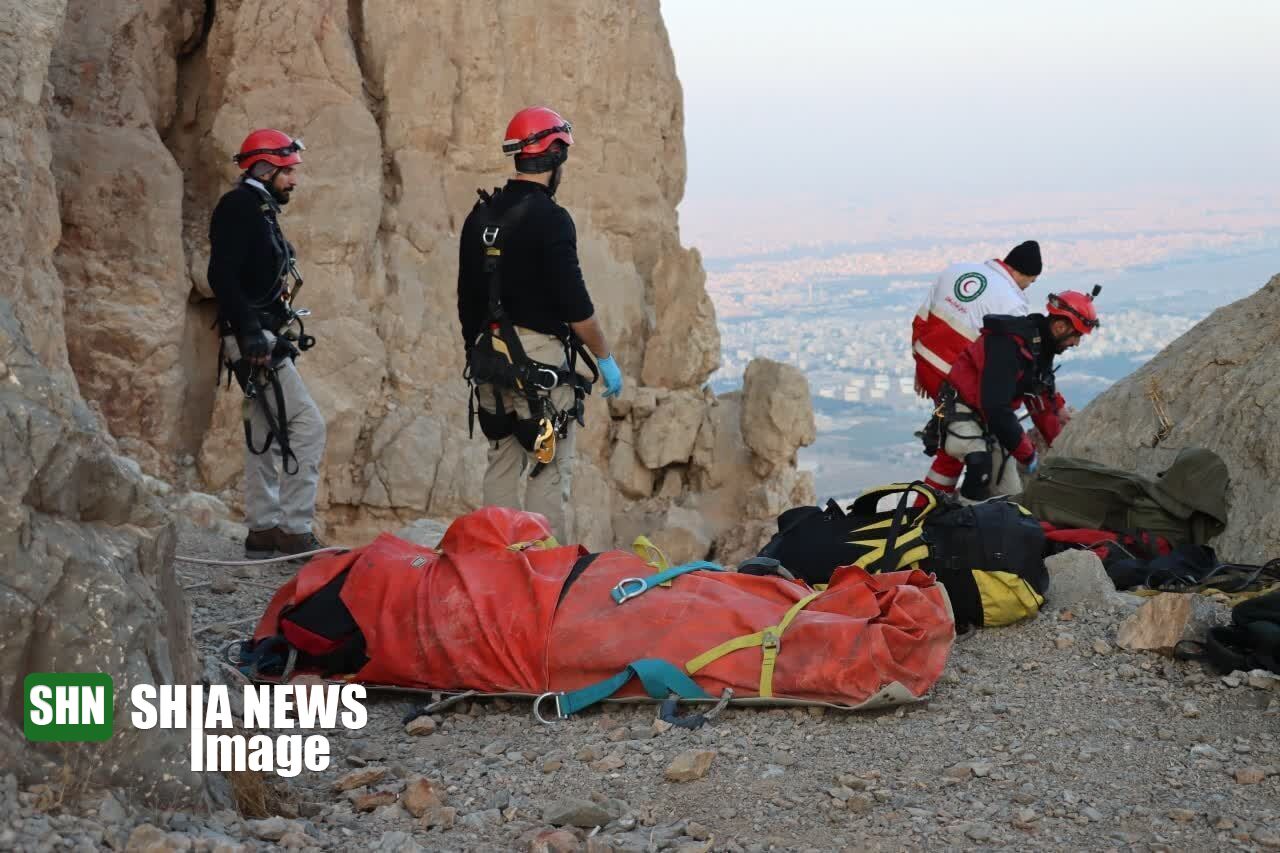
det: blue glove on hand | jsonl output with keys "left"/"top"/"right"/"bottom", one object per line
{"left": 1024, "top": 450, "right": 1040, "bottom": 475}
{"left": 597, "top": 354, "right": 623, "bottom": 399}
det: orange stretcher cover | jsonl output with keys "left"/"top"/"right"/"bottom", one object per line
{"left": 254, "top": 507, "right": 955, "bottom": 707}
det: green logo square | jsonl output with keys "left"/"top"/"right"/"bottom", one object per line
{"left": 24, "top": 673, "right": 113, "bottom": 742}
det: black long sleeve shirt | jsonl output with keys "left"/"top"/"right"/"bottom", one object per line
{"left": 456, "top": 180, "right": 595, "bottom": 347}
{"left": 979, "top": 315, "right": 1057, "bottom": 454}
{"left": 207, "top": 182, "right": 290, "bottom": 335}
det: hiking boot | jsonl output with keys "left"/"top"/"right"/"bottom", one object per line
{"left": 275, "top": 530, "right": 326, "bottom": 557}
{"left": 244, "top": 527, "right": 282, "bottom": 559}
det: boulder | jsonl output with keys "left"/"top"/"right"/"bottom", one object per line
{"left": 1116, "top": 592, "right": 1226, "bottom": 655}
{"left": 1045, "top": 550, "right": 1115, "bottom": 608}
{"left": 740, "top": 359, "right": 816, "bottom": 474}
{"left": 1054, "top": 273, "right": 1280, "bottom": 562}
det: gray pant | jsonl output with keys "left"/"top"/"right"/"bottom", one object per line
{"left": 474, "top": 331, "right": 577, "bottom": 542}
{"left": 944, "top": 402, "right": 1022, "bottom": 504}
{"left": 227, "top": 337, "right": 326, "bottom": 534}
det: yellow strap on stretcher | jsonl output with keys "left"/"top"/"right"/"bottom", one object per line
{"left": 632, "top": 535, "right": 674, "bottom": 584}
{"left": 684, "top": 591, "right": 822, "bottom": 698}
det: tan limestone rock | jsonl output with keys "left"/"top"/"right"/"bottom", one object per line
{"left": 740, "top": 358, "right": 817, "bottom": 474}
{"left": 1116, "top": 592, "right": 1224, "bottom": 655}
{"left": 637, "top": 390, "right": 705, "bottom": 469}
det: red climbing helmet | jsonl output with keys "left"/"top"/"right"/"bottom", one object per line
{"left": 502, "top": 107, "right": 574, "bottom": 156}
{"left": 1046, "top": 286, "right": 1102, "bottom": 335}
{"left": 234, "top": 129, "right": 305, "bottom": 171}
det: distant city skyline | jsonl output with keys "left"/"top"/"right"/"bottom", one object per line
{"left": 661, "top": 1, "right": 1280, "bottom": 256}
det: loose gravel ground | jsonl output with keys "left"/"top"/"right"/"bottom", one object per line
{"left": 5, "top": 519, "right": 1279, "bottom": 852}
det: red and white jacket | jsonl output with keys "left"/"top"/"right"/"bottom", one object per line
{"left": 911, "top": 259, "right": 1029, "bottom": 400}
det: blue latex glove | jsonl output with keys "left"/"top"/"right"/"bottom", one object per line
{"left": 597, "top": 354, "right": 623, "bottom": 398}
{"left": 1024, "top": 450, "right": 1039, "bottom": 475}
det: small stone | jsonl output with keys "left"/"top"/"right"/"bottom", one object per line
{"left": 335, "top": 767, "right": 389, "bottom": 791}
{"left": 607, "top": 726, "right": 628, "bottom": 742}
{"left": 210, "top": 576, "right": 236, "bottom": 594}
{"left": 1255, "top": 830, "right": 1280, "bottom": 850}
{"left": 245, "top": 817, "right": 290, "bottom": 841}
{"left": 590, "top": 754, "right": 625, "bottom": 772}
{"left": 943, "top": 764, "right": 973, "bottom": 781}
{"left": 1168, "top": 808, "right": 1196, "bottom": 822}
{"left": 665, "top": 750, "right": 716, "bottom": 782}
{"left": 1082, "top": 807, "right": 1104, "bottom": 822}
{"left": 405, "top": 716, "right": 436, "bottom": 736}
{"left": 965, "top": 823, "right": 995, "bottom": 842}
{"left": 1215, "top": 816, "right": 1236, "bottom": 830}
{"left": 460, "top": 809, "right": 502, "bottom": 829}
{"left": 402, "top": 778, "right": 447, "bottom": 817}
{"left": 543, "top": 798, "right": 618, "bottom": 828}
{"left": 845, "top": 794, "right": 873, "bottom": 814}
{"left": 1059, "top": 610, "right": 1075, "bottom": 621}
{"left": 686, "top": 822, "right": 711, "bottom": 841}
{"left": 529, "top": 828, "right": 582, "bottom": 853}
{"left": 1182, "top": 702, "right": 1201, "bottom": 719}
{"left": 355, "top": 791, "right": 397, "bottom": 812}
{"left": 1157, "top": 727, "right": 1175, "bottom": 741}
{"left": 278, "top": 832, "right": 313, "bottom": 849}
{"left": 542, "top": 759, "right": 562, "bottom": 774}
{"left": 1235, "top": 767, "right": 1266, "bottom": 785}
{"left": 576, "top": 745, "right": 602, "bottom": 762}
{"left": 1093, "top": 639, "right": 1113, "bottom": 655}
{"left": 1248, "top": 670, "right": 1280, "bottom": 690}
{"left": 1223, "top": 673, "right": 1244, "bottom": 688}
{"left": 420, "top": 806, "right": 457, "bottom": 829}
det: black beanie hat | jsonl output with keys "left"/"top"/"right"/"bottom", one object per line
{"left": 1004, "top": 240, "right": 1042, "bottom": 276}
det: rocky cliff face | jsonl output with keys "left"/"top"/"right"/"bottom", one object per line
{"left": 1054, "top": 273, "right": 1280, "bottom": 563}
{"left": 0, "top": 0, "right": 208, "bottom": 801}
{"left": 25, "top": 0, "right": 814, "bottom": 557}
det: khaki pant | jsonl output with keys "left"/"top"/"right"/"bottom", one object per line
{"left": 226, "top": 336, "right": 326, "bottom": 534}
{"left": 474, "top": 331, "right": 577, "bottom": 542}
{"left": 943, "top": 402, "right": 1022, "bottom": 504}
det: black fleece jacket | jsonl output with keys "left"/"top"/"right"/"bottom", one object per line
{"left": 207, "top": 181, "right": 291, "bottom": 336}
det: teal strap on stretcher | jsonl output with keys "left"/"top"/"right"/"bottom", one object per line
{"left": 610, "top": 561, "right": 724, "bottom": 605}
{"left": 533, "top": 658, "right": 709, "bottom": 723}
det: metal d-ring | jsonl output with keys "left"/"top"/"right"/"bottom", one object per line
{"left": 533, "top": 692, "right": 565, "bottom": 725}
{"left": 612, "top": 577, "right": 648, "bottom": 605}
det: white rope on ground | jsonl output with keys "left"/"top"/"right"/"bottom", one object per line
{"left": 173, "top": 546, "right": 350, "bottom": 566}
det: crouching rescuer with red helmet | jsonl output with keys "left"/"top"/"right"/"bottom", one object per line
{"left": 918, "top": 287, "right": 1102, "bottom": 502}
{"left": 457, "top": 107, "right": 624, "bottom": 541}
{"left": 209, "top": 129, "right": 327, "bottom": 558}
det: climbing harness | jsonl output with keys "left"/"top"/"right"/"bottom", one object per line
{"left": 463, "top": 188, "right": 597, "bottom": 475}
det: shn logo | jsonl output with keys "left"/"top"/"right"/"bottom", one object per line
{"left": 24, "top": 674, "right": 113, "bottom": 742}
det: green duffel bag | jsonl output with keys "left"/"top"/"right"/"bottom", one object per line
{"left": 1022, "top": 447, "right": 1229, "bottom": 547}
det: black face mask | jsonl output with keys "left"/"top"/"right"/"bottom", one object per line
{"left": 547, "top": 163, "right": 563, "bottom": 198}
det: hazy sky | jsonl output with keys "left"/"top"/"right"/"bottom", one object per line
{"left": 661, "top": 1, "right": 1280, "bottom": 209}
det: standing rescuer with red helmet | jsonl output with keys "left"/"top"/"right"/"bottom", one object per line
{"left": 917, "top": 286, "right": 1101, "bottom": 503}
{"left": 457, "top": 106, "right": 623, "bottom": 542}
{"left": 208, "top": 128, "right": 327, "bottom": 559}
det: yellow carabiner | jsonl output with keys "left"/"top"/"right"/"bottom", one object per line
{"left": 533, "top": 418, "right": 556, "bottom": 464}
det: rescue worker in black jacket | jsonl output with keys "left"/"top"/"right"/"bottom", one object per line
{"left": 457, "top": 106, "right": 623, "bottom": 542}
{"left": 208, "top": 128, "right": 326, "bottom": 558}
{"left": 922, "top": 289, "right": 1101, "bottom": 502}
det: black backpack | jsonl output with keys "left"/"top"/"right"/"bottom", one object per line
{"left": 757, "top": 483, "right": 1047, "bottom": 630}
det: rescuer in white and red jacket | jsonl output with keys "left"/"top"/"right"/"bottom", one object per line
{"left": 911, "top": 240, "right": 1043, "bottom": 401}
